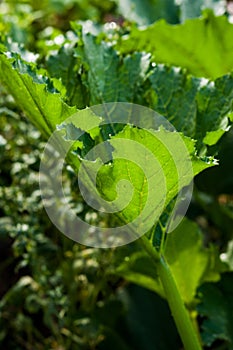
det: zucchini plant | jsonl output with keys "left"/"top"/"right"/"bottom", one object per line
{"left": 1, "top": 6, "right": 233, "bottom": 350}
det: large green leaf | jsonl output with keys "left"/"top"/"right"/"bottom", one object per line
{"left": 0, "top": 51, "right": 77, "bottom": 137}
{"left": 116, "top": 11, "right": 233, "bottom": 79}
{"left": 116, "top": 218, "right": 224, "bottom": 304}
{"left": 146, "top": 65, "right": 233, "bottom": 148}
{"left": 4, "top": 31, "right": 231, "bottom": 153}
{"left": 61, "top": 116, "right": 215, "bottom": 234}
{"left": 74, "top": 32, "right": 151, "bottom": 105}
{"left": 56, "top": 105, "right": 216, "bottom": 249}
{"left": 71, "top": 31, "right": 233, "bottom": 148}
{"left": 98, "top": 126, "right": 213, "bottom": 219}
{"left": 67, "top": 30, "right": 233, "bottom": 148}
{"left": 46, "top": 44, "right": 89, "bottom": 109}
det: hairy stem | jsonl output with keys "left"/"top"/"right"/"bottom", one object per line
{"left": 157, "top": 255, "right": 202, "bottom": 350}
{"left": 140, "top": 236, "right": 202, "bottom": 350}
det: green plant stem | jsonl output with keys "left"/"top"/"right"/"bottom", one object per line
{"left": 140, "top": 236, "right": 202, "bottom": 350}
{"left": 157, "top": 255, "right": 202, "bottom": 350}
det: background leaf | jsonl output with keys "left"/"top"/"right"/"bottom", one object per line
{"left": 116, "top": 11, "right": 233, "bottom": 79}
{"left": 116, "top": 218, "right": 225, "bottom": 305}
{"left": 179, "top": 0, "right": 226, "bottom": 22}
{"left": 115, "top": 0, "right": 179, "bottom": 25}
{"left": 197, "top": 272, "right": 233, "bottom": 348}
{"left": 74, "top": 32, "right": 151, "bottom": 105}
{"left": 146, "top": 65, "right": 233, "bottom": 149}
